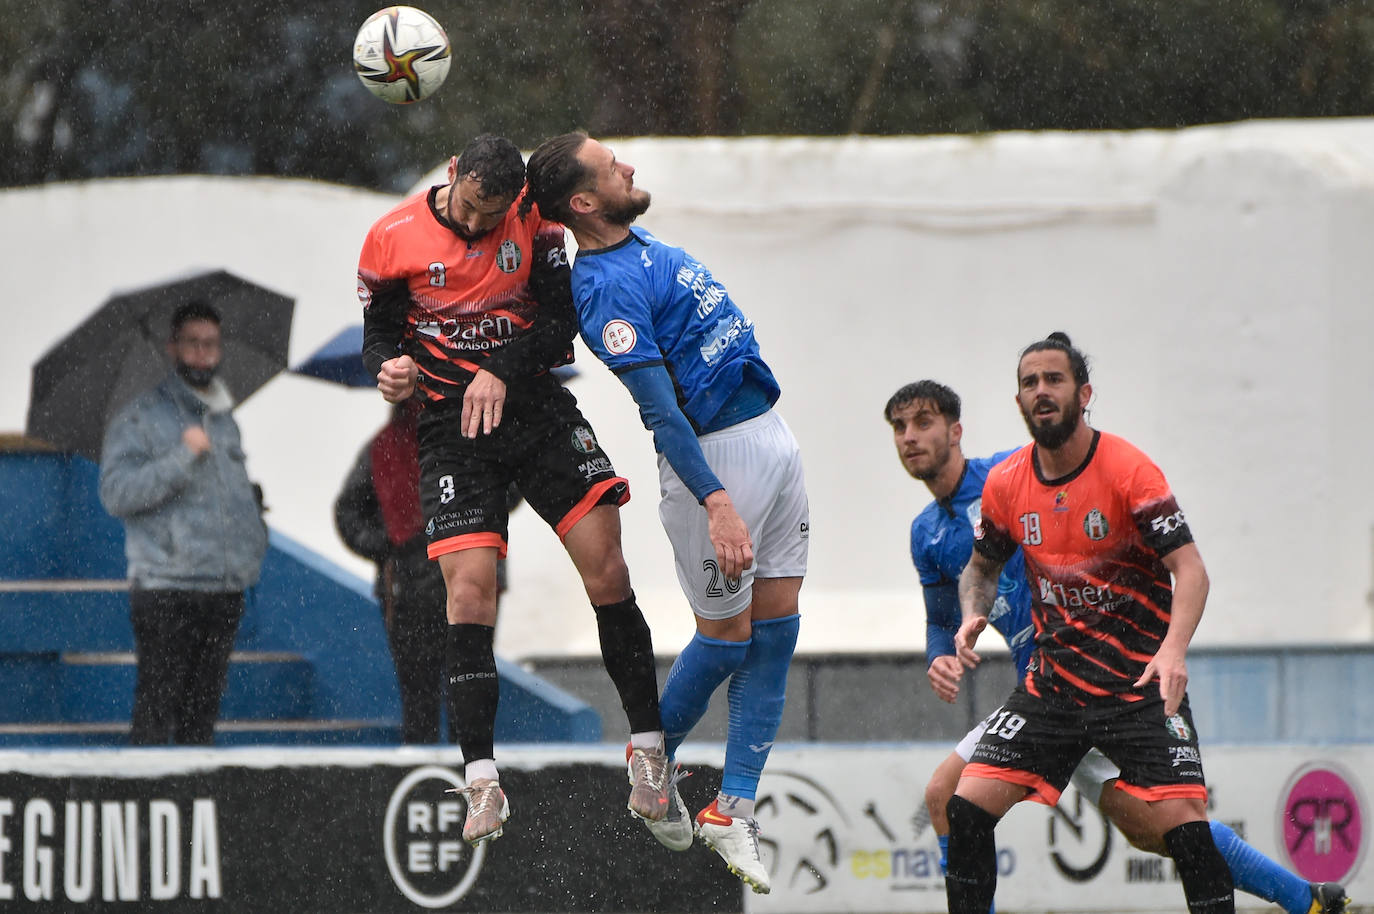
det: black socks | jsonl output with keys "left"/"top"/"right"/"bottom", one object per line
{"left": 593, "top": 592, "right": 663, "bottom": 734}
{"left": 445, "top": 622, "right": 499, "bottom": 762}
{"left": 945, "top": 794, "right": 999, "bottom": 914}
{"left": 1165, "top": 820, "right": 1236, "bottom": 914}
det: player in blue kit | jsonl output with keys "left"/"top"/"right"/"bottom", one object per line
{"left": 525, "top": 132, "right": 807, "bottom": 895}
{"left": 885, "top": 379, "right": 1348, "bottom": 914}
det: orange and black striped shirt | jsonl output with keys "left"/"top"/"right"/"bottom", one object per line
{"left": 357, "top": 186, "right": 573, "bottom": 401}
{"left": 972, "top": 430, "right": 1195, "bottom": 706}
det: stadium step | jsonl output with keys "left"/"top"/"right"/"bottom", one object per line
{"left": 58, "top": 650, "right": 316, "bottom": 721}
{"left": 0, "top": 718, "right": 400, "bottom": 748}
{"left": 0, "top": 581, "right": 133, "bottom": 652}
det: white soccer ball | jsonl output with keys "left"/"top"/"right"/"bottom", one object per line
{"left": 352, "top": 6, "right": 451, "bottom": 104}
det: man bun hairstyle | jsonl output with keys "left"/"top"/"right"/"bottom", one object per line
{"left": 1020, "top": 331, "right": 1090, "bottom": 386}
{"left": 455, "top": 134, "right": 526, "bottom": 201}
{"left": 522, "top": 131, "right": 591, "bottom": 224}
{"left": 884, "top": 379, "right": 961, "bottom": 424}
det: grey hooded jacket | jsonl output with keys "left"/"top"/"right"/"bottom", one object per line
{"left": 99, "top": 371, "right": 268, "bottom": 592}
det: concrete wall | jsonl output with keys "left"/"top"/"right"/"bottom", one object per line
{"left": 4, "top": 119, "right": 1373, "bottom": 660}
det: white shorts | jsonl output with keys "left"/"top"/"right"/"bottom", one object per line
{"left": 1068, "top": 748, "right": 1121, "bottom": 806}
{"left": 955, "top": 708, "right": 996, "bottom": 761}
{"left": 955, "top": 710, "right": 1121, "bottom": 807}
{"left": 657, "top": 409, "right": 809, "bottom": 620}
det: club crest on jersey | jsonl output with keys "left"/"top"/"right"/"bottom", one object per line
{"left": 602, "top": 319, "right": 636, "bottom": 355}
{"left": 1164, "top": 714, "right": 1192, "bottom": 741}
{"left": 571, "top": 426, "right": 598, "bottom": 454}
{"left": 1083, "top": 508, "right": 1109, "bottom": 540}
{"left": 496, "top": 239, "right": 522, "bottom": 273}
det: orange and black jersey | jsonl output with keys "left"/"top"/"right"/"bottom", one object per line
{"left": 973, "top": 430, "right": 1194, "bottom": 707}
{"left": 357, "top": 185, "right": 574, "bottom": 401}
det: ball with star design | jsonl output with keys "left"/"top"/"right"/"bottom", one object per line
{"left": 352, "top": 6, "right": 451, "bottom": 104}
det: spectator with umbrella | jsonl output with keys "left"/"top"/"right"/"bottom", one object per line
{"left": 97, "top": 299, "right": 270, "bottom": 745}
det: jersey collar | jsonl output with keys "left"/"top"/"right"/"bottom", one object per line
{"left": 936, "top": 457, "right": 969, "bottom": 518}
{"left": 1032, "top": 429, "right": 1101, "bottom": 486}
{"left": 577, "top": 226, "right": 649, "bottom": 257}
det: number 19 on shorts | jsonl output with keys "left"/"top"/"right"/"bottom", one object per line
{"left": 986, "top": 709, "right": 1026, "bottom": 740}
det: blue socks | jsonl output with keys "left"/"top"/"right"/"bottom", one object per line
{"left": 659, "top": 613, "right": 800, "bottom": 806}
{"left": 1210, "top": 820, "right": 1310, "bottom": 914}
{"left": 721, "top": 613, "right": 799, "bottom": 800}
{"left": 660, "top": 632, "right": 749, "bottom": 758}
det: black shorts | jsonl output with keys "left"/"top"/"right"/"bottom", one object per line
{"left": 964, "top": 685, "right": 1209, "bottom": 806}
{"left": 416, "top": 382, "right": 629, "bottom": 559}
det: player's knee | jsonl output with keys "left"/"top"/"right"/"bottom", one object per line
{"left": 566, "top": 532, "right": 631, "bottom": 603}
{"left": 580, "top": 559, "right": 631, "bottom": 605}
{"left": 1103, "top": 792, "right": 1195, "bottom": 856}
{"left": 1121, "top": 827, "right": 1169, "bottom": 856}
{"left": 925, "top": 779, "right": 953, "bottom": 831}
{"left": 946, "top": 794, "right": 998, "bottom": 838}
{"left": 443, "top": 576, "right": 498, "bottom": 624}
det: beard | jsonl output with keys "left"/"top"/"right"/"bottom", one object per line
{"left": 1021, "top": 398, "right": 1081, "bottom": 449}
{"left": 176, "top": 360, "right": 218, "bottom": 390}
{"left": 905, "top": 440, "right": 950, "bottom": 482}
{"left": 910, "top": 464, "right": 940, "bottom": 482}
{"left": 602, "top": 190, "right": 651, "bottom": 227}
{"left": 450, "top": 222, "right": 492, "bottom": 243}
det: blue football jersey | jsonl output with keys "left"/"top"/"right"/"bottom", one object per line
{"left": 911, "top": 450, "right": 1036, "bottom": 677}
{"left": 572, "top": 227, "right": 779, "bottom": 433}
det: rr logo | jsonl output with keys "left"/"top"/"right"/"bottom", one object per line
{"left": 1289, "top": 797, "right": 1355, "bottom": 855}
{"left": 1281, "top": 763, "right": 1365, "bottom": 883}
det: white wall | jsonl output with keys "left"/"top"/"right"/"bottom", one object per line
{"left": 4, "top": 119, "right": 1373, "bottom": 658}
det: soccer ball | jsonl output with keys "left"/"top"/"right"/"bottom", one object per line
{"left": 352, "top": 6, "right": 451, "bottom": 104}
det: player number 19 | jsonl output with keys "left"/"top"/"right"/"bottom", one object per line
{"left": 1019, "top": 512, "right": 1042, "bottom": 546}
{"left": 986, "top": 709, "right": 1026, "bottom": 741}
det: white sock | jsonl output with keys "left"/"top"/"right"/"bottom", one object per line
{"left": 717, "top": 792, "right": 755, "bottom": 818}
{"left": 465, "top": 758, "right": 498, "bottom": 783}
{"left": 630, "top": 730, "right": 665, "bottom": 752}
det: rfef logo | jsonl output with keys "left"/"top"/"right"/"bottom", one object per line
{"left": 602, "top": 319, "right": 636, "bottom": 355}
{"left": 1279, "top": 762, "right": 1365, "bottom": 883}
{"left": 383, "top": 766, "right": 488, "bottom": 908}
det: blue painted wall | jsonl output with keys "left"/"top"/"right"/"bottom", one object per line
{"left": 0, "top": 449, "right": 599, "bottom": 744}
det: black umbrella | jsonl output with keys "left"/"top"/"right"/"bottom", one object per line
{"left": 25, "top": 269, "right": 294, "bottom": 460}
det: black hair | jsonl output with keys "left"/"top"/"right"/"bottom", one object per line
{"left": 453, "top": 134, "right": 525, "bottom": 200}
{"left": 170, "top": 300, "right": 221, "bottom": 338}
{"left": 1019, "top": 331, "right": 1090, "bottom": 386}
{"left": 883, "top": 379, "right": 961, "bottom": 424}
{"left": 521, "top": 131, "right": 592, "bottom": 223}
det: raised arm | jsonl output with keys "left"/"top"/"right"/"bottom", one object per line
{"left": 98, "top": 404, "right": 198, "bottom": 518}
